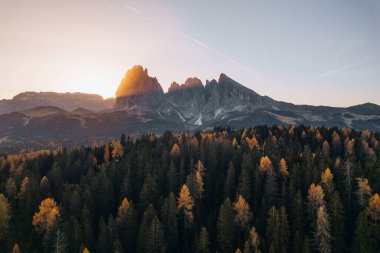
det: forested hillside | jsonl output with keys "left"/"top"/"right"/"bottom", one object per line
{"left": 0, "top": 126, "right": 379, "bottom": 253}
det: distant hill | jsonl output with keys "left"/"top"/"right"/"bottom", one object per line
{"left": 0, "top": 91, "right": 115, "bottom": 114}
{"left": 0, "top": 65, "right": 379, "bottom": 151}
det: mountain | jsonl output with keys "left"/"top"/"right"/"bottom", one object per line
{"left": 0, "top": 65, "right": 379, "bottom": 151}
{"left": 0, "top": 91, "right": 115, "bottom": 114}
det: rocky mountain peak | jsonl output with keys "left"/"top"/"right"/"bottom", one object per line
{"left": 218, "top": 73, "right": 230, "bottom": 83}
{"left": 115, "top": 65, "right": 163, "bottom": 98}
{"left": 168, "top": 82, "right": 181, "bottom": 92}
{"left": 184, "top": 77, "right": 203, "bottom": 88}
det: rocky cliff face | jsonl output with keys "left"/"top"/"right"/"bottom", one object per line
{"left": 112, "top": 66, "right": 380, "bottom": 130}
{"left": 114, "top": 65, "right": 164, "bottom": 114}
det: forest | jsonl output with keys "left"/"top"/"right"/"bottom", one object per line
{"left": 0, "top": 125, "right": 379, "bottom": 253}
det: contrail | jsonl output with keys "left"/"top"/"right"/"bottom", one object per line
{"left": 316, "top": 55, "right": 376, "bottom": 78}
{"left": 177, "top": 31, "right": 261, "bottom": 77}
{"left": 123, "top": 2, "right": 141, "bottom": 14}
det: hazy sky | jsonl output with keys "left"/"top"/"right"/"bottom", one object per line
{"left": 1, "top": 0, "right": 379, "bottom": 106}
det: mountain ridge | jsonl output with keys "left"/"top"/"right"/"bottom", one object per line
{"left": 0, "top": 65, "right": 379, "bottom": 151}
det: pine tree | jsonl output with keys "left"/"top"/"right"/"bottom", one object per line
{"left": 0, "top": 194, "right": 10, "bottom": 239}
{"left": 195, "top": 227, "right": 211, "bottom": 253}
{"left": 352, "top": 211, "right": 373, "bottom": 253}
{"left": 314, "top": 206, "right": 331, "bottom": 253}
{"left": 224, "top": 162, "right": 236, "bottom": 200}
{"left": 145, "top": 216, "right": 165, "bottom": 253}
{"left": 96, "top": 217, "right": 107, "bottom": 253}
{"left": 161, "top": 192, "right": 178, "bottom": 253}
{"left": 355, "top": 178, "right": 372, "bottom": 209}
{"left": 138, "top": 204, "right": 157, "bottom": 253}
{"left": 53, "top": 228, "right": 67, "bottom": 253}
{"left": 139, "top": 174, "right": 159, "bottom": 210}
{"left": 81, "top": 205, "right": 95, "bottom": 252}
{"left": 266, "top": 206, "right": 280, "bottom": 252}
{"left": 278, "top": 206, "right": 289, "bottom": 253}
{"left": 217, "top": 198, "right": 234, "bottom": 253}
{"left": 328, "top": 192, "right": 345, "bottom": 253}
{"left": 237, "top": 162, "right": 251, "bottom": 202}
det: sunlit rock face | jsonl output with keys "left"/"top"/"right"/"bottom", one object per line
{"left": 114, "top": 65, "right": 164, "bottom": 113}
{"left": 115, "top": 65, "right": 163, "bottom": 97}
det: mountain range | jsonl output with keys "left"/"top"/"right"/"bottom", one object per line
{"left": 1, "top": 65, "right": 379, "bottom": 151}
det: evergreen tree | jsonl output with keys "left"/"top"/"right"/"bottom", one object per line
{"left": 161, "top": 192, "right": 178, "bottom": 253}
{"left": 0, "top": 194, "right": 10, "bottom": 239}
{"left": 328, "top": 192, "right": 345, "bottom": 253}
{"left": 314, "top": 206, "right": 331, "bottom": 253}
{"left": 195, "top": 227, "right": 211, "bottom": 253}
{"left": 217, "top": 198, "right": 234, "bottom": 253}
{"left": 352, "top": 211, "right": 373, "bottom": 253}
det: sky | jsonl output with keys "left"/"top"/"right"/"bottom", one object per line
{"left": 0, "top": 0, "right": 379, "bottom": 107}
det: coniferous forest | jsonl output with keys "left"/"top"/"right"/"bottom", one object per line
{"left": 0, "top": 126, "right": 380, "bottom": 253}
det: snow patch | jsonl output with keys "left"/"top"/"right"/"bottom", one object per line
{"left": 194, "top": 114, "right": 202, "bottom": 125}
{"left": 22, "top": 118, "right": 30, "bottom": 126}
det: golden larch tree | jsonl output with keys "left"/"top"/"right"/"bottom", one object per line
{"left": 111, "top": 140, "right": 124, "bottom": 159}
{"left": 233, "top": 194, "right": 252, "bottom": 229}
{"left": 321, "top": 168, "right": 333, "bottom": 193}
{"left": 177, "top": 184, "right": 195, "bottom": 223}
{"left": 355, "top": 178, "right": 372, "bottom": 208}
{"left": 0, "top": 194, "right": 10, "bottom": 239}
{"left": 170, "top": 143, "right": 181, "bottom": 157}
{"left": 249, "top": 226, "right": 260, "bottom": 250}
{"left": 116, "top": 197, "right": 130, "bottom": 224}
{"left": 279, "top": 158, "right": 288, "bottom": 177}
{"left": 369, "top": 193, "right": 380, "bottom": 222}
{"left": 12, "top": 243, "right": 20, "bottom": 253}
{"left": 259, "top": 156, "right": 272, "bottom": 173}
{"left": 196, "top": 160, "right": 206, "bottom": 197}
{"left": 32, "top": 198, "right": 60, "bottom": 234}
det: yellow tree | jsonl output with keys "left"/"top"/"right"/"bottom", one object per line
{"left": 307, "top": 184, "right": 325, "bottom": 223}
{"left": 32, "top": 198, "right": 60, "bottom": 234}
{"left": 369, "top": 193, "right": 380, "bottom": 222}
{"left": 279, "top": 158, "right": 288, "bottom": 177}
{"left": 83, "top": 247, "right": 90, "bottom": 253}
{"left": 356, "top": 178, "right": 372, "bottom": 208}
{"left": 196, "top": 160, "right": 206, "bottom": 197}
{"left": 233, "top": 195, "right": 252, "bottom": 229}
{"left": 0, "top": 194, "right": 10, "bottom": 239}
{"left": 250, "top": 226, "right": 260, "bottom": 250}
{"left": 259, "top": 156, "right": 272, "bottom": 173}
{"left": 170, "top": 143, "right": 181, "bottom": 157}
{"left": 111, "top": 140, "right": 124, "bottom": 159}
{"left": 116, "top": 197, "right": 130, "bottom": 225}
{"left": 177, "top": 184, "right": 195, "bottom": 223}
{"left": 12, "top": 243, "right": 20, "bottom": 253}
{"left": 321, "top": 168, "right": 333, "bottom": 194}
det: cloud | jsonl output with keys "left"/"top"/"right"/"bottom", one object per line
{"left": 123, "top": 2, "right": 141, "bottom": 14}
{"left": 316, "top": 55, "right": 376, "bottom": 78}
{"left": 177, "top": 31, "right": 261, "bottom": 77}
